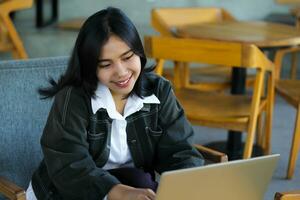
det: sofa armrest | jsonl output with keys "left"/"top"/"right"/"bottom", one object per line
{"left": 275, "top": 190, "right": 300, "bottom": 200}
{"left": 194, "top": 144, "right": 228, "bottom": 164}
{"left": 0, "top": 177, "right": 26, "bottom": 200}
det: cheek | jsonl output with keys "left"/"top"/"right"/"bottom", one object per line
{"left": 96, "top": 69, "right": 109, "bottom": 83}
{"left": 131, "top": 58, "right": 142, "bottom": 75}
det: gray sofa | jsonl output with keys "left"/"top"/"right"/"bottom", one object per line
{"left": 0, "top": 56, "right": 68, "bottom": 199}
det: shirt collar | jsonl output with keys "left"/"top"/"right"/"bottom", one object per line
{"left": 91, "top": 83, "right": 160, "bottom": 119}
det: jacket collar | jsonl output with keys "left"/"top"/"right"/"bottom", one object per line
{"left": 91, "top": 83, "right": 160, "bottom": 119}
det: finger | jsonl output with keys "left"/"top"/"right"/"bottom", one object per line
{"left": 144, "top": 189, "right": 156, "bottom": 200}
{"left": 143, "top": 196, "right": 151, "bottom": 200}
{"left": 137, "top": 193, "right": 151, "bottom": 200}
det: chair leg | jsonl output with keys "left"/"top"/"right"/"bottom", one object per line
{"left": 256, "top": 113, "right": 264, "bottom": 147}
{"left": 287, "top": 105, "right": 300, "bottom": 179}
{"left": 154, "top": 59, "right": 165, "bottom": 76}
{"left": 264, "top": 72, "right": 275, "bottom": 155}
{"left": 243, "top": 120, "right": 257, "bottom": 159}
{"left": 264, "top": 99, "right": 274, "bottom": 155}
{"left": 2, "top": 14, "right": 28, "bottom": 59}
{"left": 173, "top": 61, "right": 184, "bottom": 89}
{"left": 290, "top": 52, "right": 297, "bottom": 80}
{"left": 263, "top": 111, "right": 272, "bottom": 155}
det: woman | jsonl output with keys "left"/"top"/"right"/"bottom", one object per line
{"left": 27, "top": 7, "right": 204, "bottom": 200}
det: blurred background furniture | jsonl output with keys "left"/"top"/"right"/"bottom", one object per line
{"left": 0, "top": 0, "right": 33, "bottom": 59}
{"left": 0, "top": 56, "right": 228, "bottom": 200}
{"left": 276, "top": 0, "right": 300, "bottom": 4}
{"left": 274, "top": 47, "right": 300, "bottom": 179}
{"left": 35, "top": 0, "right": 85, "bottom": 29}
{"left": 175, "top": 19, "right": 300, "bottom": 159}
{"left": 176, "top": 21, "right": 300, "bottom": 47}
{"left": 144, "top": 35, "right": 275, "bottom": 159}
{"left": 151, "top": 7, "right": 240, "bottom": 91}
{"left": 275, "top": 190, "right": 300, "bottom": 199}
{"left": 36, "top": 0, "right": 58, "bottom": 27}
{"left": 274, "top": 0, "right": 300, "bottom": 81}
{"left": 57, "top": 17, "right": 85, "bottom": 30}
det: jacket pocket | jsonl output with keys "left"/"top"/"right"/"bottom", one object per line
{"left": 145, "top": 126, "right": 163, "bottom": 137}
{"left": 143, "top": 126, "right": 163, "bottom": 165}
{"left": 88, "top": 131, "right": 106, "bottom": 140}
{"left": 87, "top": 131, "right": 107, "bottom": 160}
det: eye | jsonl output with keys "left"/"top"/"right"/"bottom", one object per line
{"left": 98, "top": 63, "right": 111, "bottom": 68}
{"left": 123, "top": 53, "right": 134, "bottom": 61}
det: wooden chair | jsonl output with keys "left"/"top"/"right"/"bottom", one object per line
{"left": 144, "top": 36, "right": 275, "bottom": 159}
{"left": 0, "top": 0, "right": 33, "bottom": 59}
{"left": 275, "top": 190, "right": 300, "bottom": 200}
{"left": 151, "top": 7, "right": 254, "bottom": 91}
{"left": 151, "top": 7, "right": 236, "bottom": 37}
{"left": 276, "top": 0, "right": 300, "bottom": 4}
{"left": 275, "top": 0, "right": 300, "bottom": 80}
{"left": 0, "top": 146, "right": 227, "bottom": 200}
{"left": 273, "top": 46, "right": 300, "bottom": 179}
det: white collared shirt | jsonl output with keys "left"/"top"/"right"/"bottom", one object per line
{"left": 91, "top": 83, "right": 160, "bottom": 170}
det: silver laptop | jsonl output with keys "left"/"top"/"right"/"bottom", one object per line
{"left": 156, "top": 154, "right": 279, "bottom": 200}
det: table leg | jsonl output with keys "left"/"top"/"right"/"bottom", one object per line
{"left": 226, "top": 67, "right": 246, "bottom": 159}
{"left": 36, "top": 0, "right": 59, "bottom": 28}
{"left": 227, "top": 67, "right": 264, "bottom": 159}
{"left": 205, "top": 68, "right": 245, "bottom": 159}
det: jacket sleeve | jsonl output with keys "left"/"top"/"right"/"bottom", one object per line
{"left": 154, "top": 80, "right": 205, "bottom": 174}
{"left": 41, "top": 87, "right": 120, "bottom": 200}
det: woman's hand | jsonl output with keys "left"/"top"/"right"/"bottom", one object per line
{"left": 107, "top": 184, "right": 156, "bottom": 200}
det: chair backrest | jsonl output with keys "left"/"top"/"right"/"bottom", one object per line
{"left": 0, "top": 56, "right": 68, "bottom": 189}
{"left": 144, "top": 36, "right": 273, "bottom": 71}
{"left": 151, "top": 7, "right": 236, "bottom": 36}
{"left": 274, "top": 46, "right": 300, "bottom": 80}
{"left": 144, "top": 36, "right": 274, "bottom": 123}
{"left": 274, "top": 46, "right": 300, "bottom": 106}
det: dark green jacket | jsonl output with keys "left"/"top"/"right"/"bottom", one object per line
{"left": 32, "top": 73, "right": 204, "bottom": 200}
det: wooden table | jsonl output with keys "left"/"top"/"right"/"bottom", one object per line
{"left": 176, "top": 21, "right": 300, "bottom": 159}
{"left": 176, "top": 21, "right": 300, "bottom": 48}
{"left": 276, "top": 0, "right": 300, "bottom": 4}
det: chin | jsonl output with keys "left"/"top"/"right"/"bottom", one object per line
{"left": 112, "top": 86, "right": 134, "bottom": 97}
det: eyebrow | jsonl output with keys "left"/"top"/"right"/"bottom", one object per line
{"left": 98, "top": 49, "right": 133, "bottom": 62}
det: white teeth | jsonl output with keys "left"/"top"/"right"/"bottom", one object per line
{"left": 117, "top": 77, "right": 130, "bottom": 85}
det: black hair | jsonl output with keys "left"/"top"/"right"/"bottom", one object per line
{"left": 39, "top": 7, "right": 151, "bottom": 99}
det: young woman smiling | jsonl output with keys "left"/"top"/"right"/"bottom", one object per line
{"left": 26, "top": 7, "right": 204, "bottom": 200}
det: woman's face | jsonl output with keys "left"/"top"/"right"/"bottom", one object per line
{"left": 97, "top": 35, "right": 141, "bottom": 99}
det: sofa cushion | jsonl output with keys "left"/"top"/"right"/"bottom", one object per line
{"left": 0, "top": 56, "right": 68, "bottom": 189}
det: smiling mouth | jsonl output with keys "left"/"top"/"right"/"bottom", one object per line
{"left": 114, "top": 74, "right": 132, "bottom": 87}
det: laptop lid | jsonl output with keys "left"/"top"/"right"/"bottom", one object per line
{"left": 156, "top": 154, "right": 279, "bottom": 200}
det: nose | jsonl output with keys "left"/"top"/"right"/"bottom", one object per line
{"left": 114, "top": 61, "right": 128, "bottom": 77}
